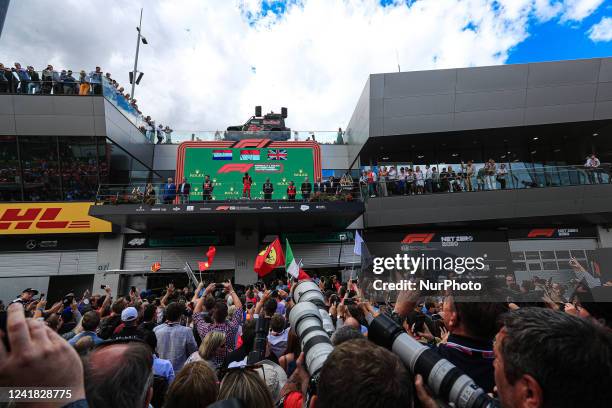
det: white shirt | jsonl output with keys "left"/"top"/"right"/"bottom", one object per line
{"left": 425, "top": 168, "right": 433, "bottom": 179}
{"left": 585, "top": 158, "right": 600, "bottom": 168}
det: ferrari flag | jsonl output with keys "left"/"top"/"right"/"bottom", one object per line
{"left": 254, "top": 237, "right": 285, "bottom": 277}
{"left": 198, "top": 246, "right": 217, "bottom": 272}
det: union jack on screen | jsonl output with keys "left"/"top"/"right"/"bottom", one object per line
{"left": 268, "top": 149, "right": 288, "bottom": 160}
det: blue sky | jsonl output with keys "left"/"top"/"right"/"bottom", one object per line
{"left": 508, "top": 2, "right": 612, "bottom": 63}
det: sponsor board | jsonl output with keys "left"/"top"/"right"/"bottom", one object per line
{"left": 0, "top": 203, "right": 112, "bottom": 235}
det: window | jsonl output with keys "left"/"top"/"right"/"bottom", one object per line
{"left": 0, "top": 136, "right": 22, "bottom": 201}
{"left": 20, "top": 136, "right": 61, "bottom": 201}
{"left": 58, "top": 136, "right": 99, "bottom": 200}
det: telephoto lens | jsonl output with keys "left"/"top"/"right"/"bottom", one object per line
{"left": 289, "top": 281, "right": 335, "bottom": 376}
{"left": 367, "top": 313, "right": 500, "bottom": 408}
{"left": 292, "top": 280, "right": 334, "bottom": 335}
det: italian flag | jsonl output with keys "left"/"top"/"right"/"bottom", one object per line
{"left": 285, "top": 239, "right": 310, "bottom": 280}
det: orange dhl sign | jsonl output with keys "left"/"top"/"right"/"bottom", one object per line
{"left": 0, "top": 203, "right": 112, "bottom": 235}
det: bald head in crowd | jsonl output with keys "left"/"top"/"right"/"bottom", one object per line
{"left": 84, "top": 342, "right": 154, "bottom": 408}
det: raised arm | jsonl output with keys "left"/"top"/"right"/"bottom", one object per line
{"left": 194, "top": 283, "right": 216, "bottom": 314}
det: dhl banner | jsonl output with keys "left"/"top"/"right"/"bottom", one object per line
{"left": 0, "top": 203, "right": 112, "bottom": 235}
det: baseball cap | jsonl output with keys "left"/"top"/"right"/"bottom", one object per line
{"left": 22, "top": 288, "right": 39, "bottom": 295}
{"left": 121, "top": 307, "right": 138, "bottom": 322}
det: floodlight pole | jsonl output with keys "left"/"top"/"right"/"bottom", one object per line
{"left": 131, "top": 7, "right": 144, "bottom": 98}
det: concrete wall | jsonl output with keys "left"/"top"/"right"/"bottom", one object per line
{"left": 369, "top": 58, "right": 612, "bottom": 138}
{"left": 0, "top": 94, "right": 105, "bottom": 136}
{"left": 0, "top": 94, "right": 154, "bottom": 168}
{"left": 365, "top": 183, "right": 612, "bottom": 228}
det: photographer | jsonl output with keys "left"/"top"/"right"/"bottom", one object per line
{"left": 280, "top": 339, "right": 413, "bottom": 408}
{"left": 415, "top": 307, "right": 612, "bottom": 408}
{"left": 193, "top": 281, "right": 243, "bottom": 367}
{"left": 434, "top": 296, "right": 508, "bottom": 393}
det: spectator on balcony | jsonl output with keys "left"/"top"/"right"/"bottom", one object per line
{"left": 378, "top": 166, "right": 388, "bottom": 197}
{"left": 162, "top": 178, "right": 177, "bottom": 204}
{"left": 89, "top": 66, "right": 103, "bottom": 95}
{"left": 42, "top": 65, "right": 56, "bottom": 94}
{"left": 398, "top": 167, "right": 406, "bottom": 195}
{"left": 585, "top": 153, "right": 601, "bottom": 184}
{"left": 14, "top": 62, "right": 30, "bottom": 93}
{"left": 327, "top": 175, "right": 339, "bottom": 196}
{"left": 78, "top": 70, "right": 90, "bottom": 95}
{"left": 0, "top": 63, "right": 9, "bottom": 93}
{"left": 431, "top": 166, "right": 439, "bottom": 192}
{"left": 178, "top": 178, "right": 191, "bottom": 204}
{"left": 476, "top": 165, "right": 486, "bottom": 191}
{"left": 424, "top": 164, "right": 432, "bottom": 194}
{"left": 387, "top": 165, "right": 397, "bottom": 195}
{"left": 485, "top": 159, "right": 497, "bottom": 190}
{"left": 336, "top": 127, "right": 344, "bottom": 144}
{"left": 301, "top": 176, "right": 312, "bottom": 201}
{"left": 287, "top": 181, "right": 297, "bottom": 201}
{"left": 62, "top": 70, "right": 78, "bottom": 95}
{"left": 165, "top": 126, "right": 173, "bottom": 144}
{"left": 314, "top": 177, "right": 325, "bottom": 194}
{"left": 27, "top": 66, "right": 40, "bottom": 94}
{"left": 407, "top": 168, "right": 416, "bottom": 195}
{"left": 497, "top": 163, "right": 508, "bottom": 189}
{"left": 156, "top": 124, "right": 165, "bottom": 144}
{"left": 144, "top": 183, "right": 157, "bottom": 205}
{"left": 415, "top": 166, "right": 425, "bottom": 195}
{"left": 366, "top": 170, "right": 376, "bottom": 197}
{"left": 440, "top": 167, "right": 450, "bottom": 192}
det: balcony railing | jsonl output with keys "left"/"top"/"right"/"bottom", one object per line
{"left": 160, "top": 130, "right": 347, "bottom": 145}
{"left": 362, "top": 164, "right": 612, "bottom": 198}
{"left": 95, "top": 180, "right": 361, "bottom": 205}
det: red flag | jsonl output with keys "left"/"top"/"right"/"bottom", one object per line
{"left": 297, "top": 269, "right": 311, "bottom": 280}
{"left": 206, "top": 246, "right": 216, "bottom": 264}
{"left": 199, "top": 246, "right": 217, "bottom": 272}
{"left": 254, "top": 238, "right": 285, "bottom": 277}
{"left": 150, "top": 262, "right": 161, "bottom": 273}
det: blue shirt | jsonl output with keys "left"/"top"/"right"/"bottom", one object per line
{"left": 68, "top": 331, "right": 104, "bottom": 346}
{"left": 153, "top": 322, "right": 198, "bottom": 372}
{"left": 163, "top": 183, "right": 176, "bottom": 200}
{"left": 89, "top": 71, "right": 102, "bottom": 84}
{"left": 153, "top": 355, "right": 175, "bottom": 384}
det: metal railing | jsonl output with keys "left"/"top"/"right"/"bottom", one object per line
{"left": 362, "top": 164, "right": 612, "bottom": 198}
{"left": 95, "top": 180, "right": 361, "bottom": 205}
{"left": 163, "top": 130, "right": 347, "bottom": 145}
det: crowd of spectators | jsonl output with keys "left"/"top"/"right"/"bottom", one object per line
{"left": 0, "top": 61, "right": 170, "bottom": 143}
{"left": 0, "top": 262, "right": 610, "bottom": 408}
{"left": 361, "top": 154, "right": 608, "bottom": 198}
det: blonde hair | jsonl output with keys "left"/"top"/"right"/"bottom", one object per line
{"left": 199, "top": 331, "right": 225, "bottom": 361}
{"left": 218, "top": 369, "right": 274, "bottom": 408}
{"left": 165, "top": 361, "right": 218, "bottom": 408}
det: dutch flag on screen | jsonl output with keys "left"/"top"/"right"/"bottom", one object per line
{"left": 213, "top": 150, "right": 233, "bottom": 160}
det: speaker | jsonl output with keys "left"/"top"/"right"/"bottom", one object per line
{"left": 281, "top": 107, "right": 288, "bottom": 118}
{"left": 255, "top": 106, "right": 262, "bottom": 117}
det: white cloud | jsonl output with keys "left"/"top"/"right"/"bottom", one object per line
{"left": 0, "top": 0, "right": 604, "bottom": 132}
{"left": 560, "top": 0, "right": 604, "bottom": 21}
{"left": 588, "top": 16, "right": 612, "bottom": 41}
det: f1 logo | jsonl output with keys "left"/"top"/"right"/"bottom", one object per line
{"left": 217, "top": 163, "right": 254, "bottom": 174}
{"left": 233, "top": 139, "right": 271, "bottom": 148}
{"left": 527, "top": 228, "right": 555, "bottom": 238}
{"left": 401, "top": 233, "right": 435, "bottom": 243}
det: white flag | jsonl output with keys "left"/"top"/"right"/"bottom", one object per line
{"left": 354, "top": 231, "right": 364, "bottom": 256}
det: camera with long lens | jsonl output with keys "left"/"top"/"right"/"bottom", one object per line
{"left": 367, "top": 313, "right": 500, "bottom": 408}
{"left": 247, "top": 316, "right": 270, "bottom": 365}
{"left": 289, "top": 281, "right": 335, "bottom": 377}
